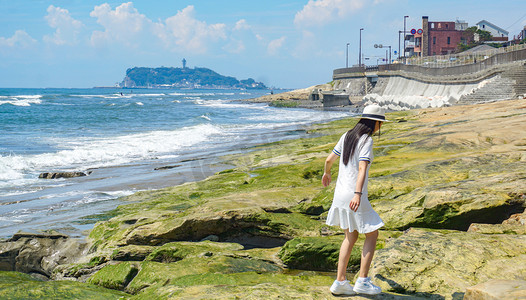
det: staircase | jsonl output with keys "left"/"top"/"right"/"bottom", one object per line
{"left": 457, "top": 74, "right": 516, "bottom": 105}
{"left": 501, "top": 62, "right": 526, "bottom": 98}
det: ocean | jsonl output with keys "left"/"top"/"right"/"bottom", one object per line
{"left": 0, "top": 88, "right": 350, "bottom": 238}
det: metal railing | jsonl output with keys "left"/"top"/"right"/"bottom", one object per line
{"left": 405, "top": 43, "right": 526, "bottom": 68}
{"left": 333, "top": 44, "right": 526, "bottom": 79}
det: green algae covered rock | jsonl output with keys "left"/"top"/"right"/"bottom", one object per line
{"left": 111, "top": 245, "right": 155, "bottom": 261}
{"left": 0, "top": 270, "right": 128, "bottom": 299}
{"left": 278, "top": 236, "right": 348, "bottom": 271}
{"left": 278, "top": 232, "right": 403, "bottom": 272}
{"left": 369, "top": 228, "right": 526, "bottom": 299}
{"left": 132, "top": 273, "right": 333, "bottom": 299}
{"left": 144, "top": 241, "right": 243, "bottom": 262}
{"left": 127, "top": 256, "right": 282, "bottom": 294}
{"left": 370, "top": 156, "right": 526, "bottom": 231}
{"left": 88, "top": 261, "right": 139, "bottom": 290}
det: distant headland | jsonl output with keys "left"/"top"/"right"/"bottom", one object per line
{"left": 119, "top": 61, "right": 267, "bottom": 90}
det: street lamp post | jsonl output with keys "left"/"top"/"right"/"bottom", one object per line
{"left": 398, "top": 30, "right": 402, "bottom": 60}
{"left": 346, "top": 43, "right": 350, "bottom": 68}
{"left": 403, "top": 16, "right": 409, "bottom": 62}
{"left": 359, "top": 28, "right": 364, "bottom": 67}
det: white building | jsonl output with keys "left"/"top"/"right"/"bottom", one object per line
{"left": 455, "top": 19, "right": 468, "bottom": 31}
{"left": 476, "top": 20, "right": 509, "bottom": 38}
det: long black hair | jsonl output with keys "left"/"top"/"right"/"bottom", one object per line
{"left": 342, "top": 118, "right": 377, "bottom": 165}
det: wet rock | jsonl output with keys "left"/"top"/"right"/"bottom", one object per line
{"left": 154, "top": 165, "right": 180, "bottom": 171}
{"left": 464, "top": 279, "right": 526, "bottom": 300}
{"left": 369, "top": 228, "right": 526, "bottom": 299}
{"left": 0, "top": 270, "right": 128, "bottom": 299}
{"left": 39, "top": 171, "right": 88, "bottom": 179}
{"left": 0, "top": 232, "right": 87, "bottom": 278}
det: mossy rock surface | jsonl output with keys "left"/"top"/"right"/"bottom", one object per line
{"left": 369, "top": 228, "right": 526, "bottom": 299}
{"left": 278, "top": 231, "right": 402, "bottom": 271}
{"left": 145, "top": 241, "right": 243, "bottom": 262}
{"left": 0, "top": 271, "right": 128, "bottom": 299}
{"left": 73, "top": 99, "right": 526, "bottom": 300}
{"left": 126, "top": 257, "right": 282, "bottom": 294}
{"left": 88, "top": 261, "right": 139, "bottom": 290}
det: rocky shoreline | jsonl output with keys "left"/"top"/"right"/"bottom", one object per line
{"left": 243, "top": 84, "right": 330, "bottom": 109}
{"left": 1, "top": 99, "right": 525, "bottom": 299}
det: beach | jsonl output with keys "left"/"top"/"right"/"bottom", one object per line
{"left": 1, "top": 97, "right": 524, "bottom": 299}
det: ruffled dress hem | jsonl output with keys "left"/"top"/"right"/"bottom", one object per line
{"left": 325, "top": 206, "right": 384, "bottom": 234}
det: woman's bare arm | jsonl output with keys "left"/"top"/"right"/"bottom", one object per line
{"left": 322, "top": 152, "right": 339, "bottom": 187}
{"left": 349, "top": 160, "right": 369, "bottom": 211}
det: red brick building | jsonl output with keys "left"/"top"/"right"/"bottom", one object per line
{"left": 419, "top": 16, "right": 473, "bottom": 56}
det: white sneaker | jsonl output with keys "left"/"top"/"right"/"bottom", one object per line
{"left": 330, "top": 280, "right": 356, "bottom": 295}
{"left": 353, "top": 277, "right": 381, "bottom": 295}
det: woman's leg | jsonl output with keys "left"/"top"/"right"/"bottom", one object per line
{"left": 359, "top": 229, "right": 379, "bottom": 278}
{"left": 336, "top": 229, "right": 359, "bottom": 281}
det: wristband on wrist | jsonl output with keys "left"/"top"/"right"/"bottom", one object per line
{"left": 354, "top": 191, "right": 362, "bottom": 195}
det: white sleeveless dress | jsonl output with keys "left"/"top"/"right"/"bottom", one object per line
{"left": 325, "top": 133, "right": 384, "bottom": 233}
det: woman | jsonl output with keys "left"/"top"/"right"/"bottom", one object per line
{"left": 322, "top": 104, "right": 388, "bottom": 296}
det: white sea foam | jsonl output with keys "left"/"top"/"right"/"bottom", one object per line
{"left": 76, "top": 93, "right": 166, "bottom": 99}
{"left": 136, "top": 93, "right": 165, "bottom": 97}
{"left": 0, "top": 123, "right": 223, "bottom": 183}
{"left": 102, "top": 190, "right": 136, "bottom": 198}
{"left": 135, "top": 102, "right": 144, "bottom": 106}
{"left": 197, "top": 99, "right": 266, "bottom": 110}
{"left": 200, "top": 115, "right": 211, "bottom": 121}
{"left": 0, "top": 95, "right": 42, "bottom": 106}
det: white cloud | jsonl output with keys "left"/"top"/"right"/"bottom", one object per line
{"left": 256, "top": 34, "right": 264, "bottom": 41}
{"left": 0, "top": 30, "right": 37, "bottom": 48}
{"left": 294, "top": 0, "right": 365, "bottom": 27}
{"left": 90, "top": 2, "right": 147, "bottom": 47}
{"left": 153, "top": 5, "right": 226, "bottom": 53}
{"left": 268, "top": 36, "right": 286, "bottom": 55}
{"left": 234, "top": 19, "right": 250, "bottom": 31}
{"left": 44, "top": 5, "right": 83, "bottom": 46}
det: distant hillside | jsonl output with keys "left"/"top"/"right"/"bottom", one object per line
{"left": 120, "top": 67, "right": 267, "bottom": 89}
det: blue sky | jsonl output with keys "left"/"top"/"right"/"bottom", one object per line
{"left": 1, "top": 0, "right": 525, "bottom": 88}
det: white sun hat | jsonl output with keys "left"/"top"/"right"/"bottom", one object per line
{"left": 359, "top": 104, "right": 390, "bottom": 122}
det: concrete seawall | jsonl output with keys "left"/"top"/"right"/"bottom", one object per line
{"left": 331, "top": 48, "right": 526, "bottom": 110}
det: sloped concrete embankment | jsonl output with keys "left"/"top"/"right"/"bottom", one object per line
{"left": 334, "top": 61, "right": 526, "bottom": 110}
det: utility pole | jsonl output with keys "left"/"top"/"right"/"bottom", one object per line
{"left": 359, "top": 28, "right": 364, "bottom": 67}
{"left": 346, "top": 43, "right": 350, "bottom": 68}
{"left": 403, "top": 16, "right": 409, "bottom": 62}
{"left": 398, "top": 30, "right": 402, "bottom": 59}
